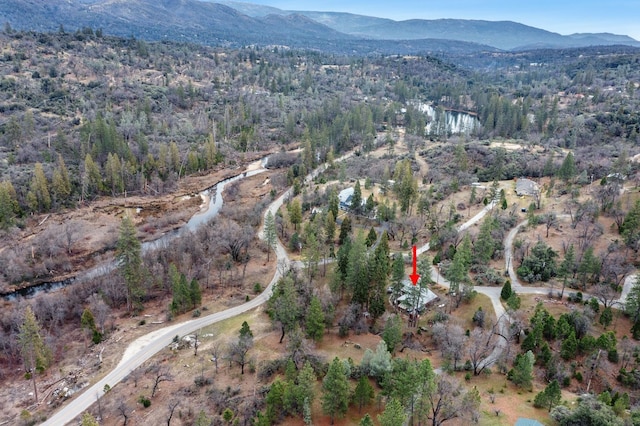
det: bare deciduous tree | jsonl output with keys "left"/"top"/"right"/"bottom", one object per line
{"left": 193, "top": 331, "right": 199, "bottom": 357}
{"left": 130, "top": 366, "right": 143, "bottom": 388}
{"left": 60, "top": 220, "right": 82, "bottom": 255}
{"left": 210, "top": 342, "right": 222, "bottom": 373}
{"left": 431, "top": 322, "right": 465, "bottom": 371}
{"left": 216, "top": 218, "right": 253, "bottom": 262}
{"left": 147, "top": 363, "right": 174, "bottom": 397}
{"left": 229, "top": 337, "right": 253, "bottom": 375}
{"left": 166, "top": 399, "right": 180, "bottom": 426}
{"left": 116, "top": 399, "right": 131, "bottom": 426}
{"left": 286, "top": 327, "right": 315, "bottom": 369}
{"left": 541, "top": 212, "right": 558, "bottom": 238}
{"left": 424, "top": 374, "right": 479, "bottom": 425}
{"left": 592, "top": 283, "right": 621, "bottom": 309}
{"left": 87, "top": 293, "right": 110, "bottom": 334}
{"left": 466, "top": 326, "right": 499, "bottom": 376}
{"left": 600, "top": 247, "right": 632, "bottom": 290}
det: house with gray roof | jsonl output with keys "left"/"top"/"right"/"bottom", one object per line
{"left": 515, "top": 178, "right": 539, "bottom": 197}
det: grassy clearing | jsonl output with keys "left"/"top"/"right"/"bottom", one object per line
{"left": 452, "top": 292, "right": 497, "bottom": 329}
{"left": 519, "top": 293, "right": 574, "bottom": 318}
{"left": 458, "top": 370, "right": 560, "bottom": 426}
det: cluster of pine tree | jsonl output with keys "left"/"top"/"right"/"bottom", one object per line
{"left": 168, "top": 264, "right": 202, "bottom": 316}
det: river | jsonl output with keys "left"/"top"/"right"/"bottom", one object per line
{"left": 2, "top": 158, "right": 269, "bottom": 300}
{"left": 416, "top": 103, "right": 479, "bottom": 135}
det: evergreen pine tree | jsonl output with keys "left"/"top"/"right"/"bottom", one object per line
{"left": 365, "top": 227, "right": 377, "bottom": 247}
{"left": 382, "top": 315, "right": 402, "bottom": 355}
{"left": 325, "top": 211, "right": 336, "bottom": 244}
{"left": 501, "top": 280, "right": 513, "bottom": 301}
{"left": 116, "top": 216, "right": 143, "bottom": 312}
{"left": 390, "top": 253, "right": 405, "bottom": 301}
{"left": 0, "top": 180, "right": 18, "bottom": 229}
{"left": 19, "top": 306, "right": 50, "bottom": 403}
{"left": 306, "top": 296, "right": 325, "bottom": 341}
{"left": 533, "top": 380, "right": 561, "bottom": 411}
{"left": 365, "top": 193, "right": 375, "bottom": 215}
{"left": 328, "top": 186, "right": 339, "bottom": 221}
{"left": 338, "top": 216, "right": 352, "bottom": 245}
{"left": 239, "top": 321, "right": 253, "bottom": 339}
{"left": 297, "top": 361, "right": 317, "bottom": 408}
{"left": 264, "top": 210, "right": 277, "bottom": 262}
{"left": 190, "top": 278, "right": 202, "bottom": 309}
{"left": 561, "top": 330, "right": 578, "bottom": 360}
{"left": 348, "top": 234, "right": 370, "bottom": 307}
{"left": 27, "top": 162, "right": 51, "bottom": 212}
{"left": 378, "top": 398, "right": 406, "bottom": 426}
{"left": 508, "top": 350, "right": 535, "bottom": 390}
{"left": 558, "top": 152, "right": 577, "bottom": 182}
{"left": 359, "top": 414, "right": 374, "bottom": 426}
{"left": 322, "top": 357, "right": 350, "bottom": 424}
{"left": 351, "top": 180, "right": 363, "bottom": 214}
{"left": 353, "top": 376, "right": 375, "bottom": 413}
{"left": 625, "top": 275, "right": 640, "bottom": 339}
{"left": 288, "top": 199, "right": 302, "bottom": 230}
{"left": 599, "top": 306, "right": 613, "bottom": 328}
{"left": 52, "top": 154, "right": 72, "bottom": 207}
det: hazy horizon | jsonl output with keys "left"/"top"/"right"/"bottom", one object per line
{"left": 229, "top": 0, "right": 640, "bottom": 40}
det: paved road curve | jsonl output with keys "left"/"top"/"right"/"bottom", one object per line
{"left": 42, "top": 179, "right": 292, "bottom": 426}
{"left": 42, "top": 152, "right": 357, "bottom": 425}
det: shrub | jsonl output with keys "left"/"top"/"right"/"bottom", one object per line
{"left": 506, "top": 293, "right": 521, "bottom": 310}
{"left": 472, "top": 307, "right": 485, "bottom": 328}
{"left": 194, "top": 376, "right": 212, "bottom": 387}
{"left": 501, "top": 280, "right": 512, "bottom": 300}
{"left": 138, "top": 395, "right": 151, "bottom": 408}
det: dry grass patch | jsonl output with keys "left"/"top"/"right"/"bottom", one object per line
{"left": 460, "top": 370, "right": 574, "bottom": 426}
{"left": 519, "top": 294, "right": 575, "bottom": 319}
{"left": 453, "top": 292, "right": 497, "bottom": 330}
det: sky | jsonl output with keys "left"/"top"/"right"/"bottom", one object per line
{"left": 243, "top": 0, "right": 640, "bottom": 40}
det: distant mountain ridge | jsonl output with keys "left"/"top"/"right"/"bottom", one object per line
{"left": 0, "top": 0, "right": 498, "bottom": 55}
{"left": 215, "top": 0, "right": 640, "bottom": 51}
{"left": 1, "top": 0, "right": 638, "bottom": 54}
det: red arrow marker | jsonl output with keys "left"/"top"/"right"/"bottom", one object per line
{"left": 409, "top": 245, "right": 420, "bottom": 285}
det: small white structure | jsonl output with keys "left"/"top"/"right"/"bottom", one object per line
{"left": 338, "top": 187, "right": 354, "bottom": 209}
{"left": 606, "top": 172, "right": 626, "bottom": 182}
